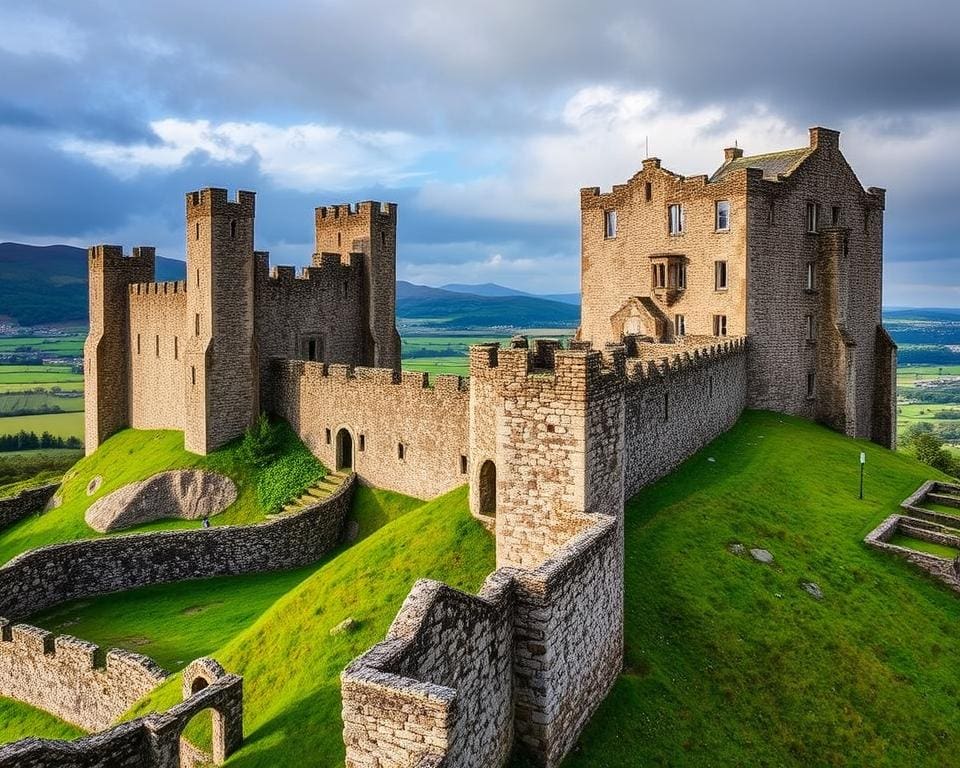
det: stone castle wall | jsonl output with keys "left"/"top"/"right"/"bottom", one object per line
{"left": 0, "top": 620, "right": 166, "bottom": 731}
{"left": 0, "top": 483, "right": 59, "bottom": 532}
{"left": 623, "top": 337, "right": 747, "bottom": 497}
{"left": 0, "top": 475, "right": 354, "bottom": 620}
{"left": 342, "top": 512, "right": 621, "bottom": 768}
{"left": 0, "top": 658, "right": 243, "bottom": 768}
{"left": 274, "top": 361, "right": 470, "bottom": 500}
{"left": 127, "top": 282, "right": 187, "bottom": 431}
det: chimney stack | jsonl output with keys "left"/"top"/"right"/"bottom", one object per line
{"left": 724, "top": 147, "right": 744, "bottom": 163}
{"left": 809, "top": 127, "right": 840, "bottom": 151}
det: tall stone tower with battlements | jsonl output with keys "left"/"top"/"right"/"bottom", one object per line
{"left": 84, "top": 188, "right": 400, "bottom": 456}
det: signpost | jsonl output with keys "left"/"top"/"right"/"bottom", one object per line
{"left": 859, "top": 451, "right": 866, "bottom": 500}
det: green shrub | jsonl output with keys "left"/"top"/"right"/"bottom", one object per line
{"left": 238, "top": 413, "right": 281, "bottom": 468}
{"left": 255, "top": 425, "right": 327, "bottom": 514}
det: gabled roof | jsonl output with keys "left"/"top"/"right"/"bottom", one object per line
{"left": 710, "top": 147, "right": 812, "bottom": 183}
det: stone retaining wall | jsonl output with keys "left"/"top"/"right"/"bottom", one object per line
{"left": 0, "top": 620, "right": 166, "bottom": 731}
{"left": 864, "top": 512, "right": 960, "bottom": 593}
{"left": 342, "top": 512, "right": 620, "bottom": 768}
{"left": 0, "top": 474, "right": 354, "bottom": 620}
{"left": 0, "top": 483, "right": 59, "bottom": 532}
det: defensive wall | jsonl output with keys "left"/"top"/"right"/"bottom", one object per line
{"left": 0, "top": 657, "right": 243, "bottom": 768}
{"left": 342, "top": 511, "right": 621, "bottom": 768}
{"left": 0, "top": 474, "right": 354, "bottom": 620}
{"left": 273, "top": 360, "right": 470, "bottom": 501}
{"left": 0, "top": 483, "right": 59, "bottom": 532}
{"left": 0, "top": 620, "right": 166, "bottom": 731}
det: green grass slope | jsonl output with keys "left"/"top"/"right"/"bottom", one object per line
{"left": 26, "top": 486, "right": 425, "bottom": 673}
{"left": 126, "top": 486, "right": 493, "bottom": 766}
{"left": 0, "top": 697, "right": 83, "bottom": 744}
{"left": 563, "top": 411, "right": 960, "bottom": 768}
{"left": 0, "top": 421, "right": 324, "bottom": 565}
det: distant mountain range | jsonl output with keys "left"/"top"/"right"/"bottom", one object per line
{"left": 0, "top": 244, "right": 580, "bottom": 330}
{"left": 440, "top": 282, "right": 580, "bottom": 306}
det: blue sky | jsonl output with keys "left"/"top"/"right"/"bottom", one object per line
{"left": 0, "top": 0, "right": 958, "bottom": 305}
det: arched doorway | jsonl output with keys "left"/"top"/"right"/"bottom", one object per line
{"left": 336, "top": 428, "right": 354, "bottom": 471}
{"left": 479, "top": 460, "right": 496, "bottom": 517}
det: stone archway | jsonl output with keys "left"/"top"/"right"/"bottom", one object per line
{"left": 478, "top": 460, "right": 497, "bottom": 517}
{"left": 336, "top": 428, "right": 354, "bottom": 471}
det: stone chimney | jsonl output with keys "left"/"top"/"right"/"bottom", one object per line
{"left": 724, "top": 147, "right": 744, "bottom": 163}
{"left": 809, "top": 127, "right": 840, "bottom": 151}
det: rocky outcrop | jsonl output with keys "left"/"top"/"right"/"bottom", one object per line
{"left": 84, "top": 471, "right": 237, "bottom": 533}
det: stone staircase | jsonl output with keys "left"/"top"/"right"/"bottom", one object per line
{"left": 267, "top": 471, "right": 350, "bottom": 519}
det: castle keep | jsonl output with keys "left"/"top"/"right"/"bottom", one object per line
{"left": 55, "top": 126, "right": 895, "bottom": 767}
{"left": 84, "top": 190, "right": 400, "bottom": 455}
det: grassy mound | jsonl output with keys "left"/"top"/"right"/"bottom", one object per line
{"left": 27, "top": 486, "right": 425, "bottom": 673}
{"left": 562, "top": 411, "right": 960, "bottom": 767}
{"left": 0, "top": 697, "right": 83, "bottom": 744}
{"left": 0, "top": 421, "right": 324, "bottom": 565}
{"left": 126, "top": 486, "right": 493, "bottom": 766}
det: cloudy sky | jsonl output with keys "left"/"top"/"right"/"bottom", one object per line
{"left": 1, "top": 0, "right": 958, "bottom": 305}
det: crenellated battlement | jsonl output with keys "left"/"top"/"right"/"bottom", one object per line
{"left": 185, "top": 187, "right": 255, "bottom": 220}
{"left": 623, "top": 336, "right": 747, "bottom": 383}
{"left": 128, "top": 280, "right": 187, "bottom": 297}
{"left": 315, "top": 200, "right": 397, "bottom": 222}
{"left": 263, "top": 253, "right": 364, "bottom": 285}
{"left": 281, "top": 360, "right": 468, "bottom": 393}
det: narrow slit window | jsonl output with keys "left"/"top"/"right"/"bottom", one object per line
{"left": 460, "top": 455, "right": 468, "bottom": 474}
{"left": 806, "top": 314, "right": 816, "bottom": 340}
{"left": 359, "top": 434, "right": 366, "bottom": 452}
{"left": 805, "top": 262, "right": 816, "bottom": 291}
{"left": 397, "top": 443, "right": 405, "bottom": 461}
{"left": 677, "top": 263, "right": 687, "bottom": 289}
{"left": 195, "top": 221, "right": 200, "bottom": 240}
{"left": 644, "top": 182, "right": 652, "bottom": 202}
{"left": 191, "top": 366, "right": 196, "bottom": 386}
{"left": 325, "top": 428, "right": 331, "bottom": 445}
{"left": 604, "top": 210, "right": 617, "bottom": 239}
{"left": 155, "top": 335, "right": 160, "bottom": 357}
{"left": 806, "top": 202, "right": 820, "bottom": 233}
{"left": 230, "top": 219, "right": 237, "bottom": 239}
{"left": 136, "top": 334, "right": 141, "bottom": 354}
{"left": 195, "top": 313, "right": 201, "bottom": 336}
{"left": 674, "top": 314, "right": 685, "bottom": 337}
{"left": 174, "top": 336, "right": 179, "bottom": 360}
{"left": 806, "top": 371, "right": 816, "bottom": 397}
{"left": 715, "top": 260, "right": 728, "bottom": 290}
{"left": 715, "top": 200, "right": 730, "bottom": 231}
{"left": 832, "top": 206, "right": 841, "bottom": 225}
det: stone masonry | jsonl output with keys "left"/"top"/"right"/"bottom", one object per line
{"left": 0, "top": 483, "right": 59, "bottom": 532}
{"left": 85, "top": 190, "right": 400, "bottom": 456}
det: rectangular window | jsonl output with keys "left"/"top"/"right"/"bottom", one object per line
{"left": 806, "top": 371, "right": 816, "bottom": 397}
{"left": 652, "top": 263, "right": 667, "bottom": 289}
{"left": 460, "top": 455, "right": 468, "bottom": 475}
{"left": 325, "top": 428, "right": 331, "bottom": 445}
{"left": 644, "top": 182, "right": 652, "bottom": 202}
{"left": 308, "top": 339, "right": 317, "bottom": 361}
{"left": 805, "top": 314, "right": 816, "bottom": 341}
{"left": 805, "top": 262, "right": 816, "bottom": 291}
{"left": 806, "top": 202, "right": 820, "bottom": 233}
{"left": 713, "top": 314, "right": 728, "bottom": 337}
{"left": 195, "top": 313, "right": 201, "bottom": 336}
{"left": 715, "top": 260, "right": 728, "bottom": 290}
{"left": 768, "top": 200, "right": 776, "bottom": 225}
{"left": 832, "top": 206, "right": 841, "bottom": 226}
{"left": 397, "top": 443, "right": 405, "bottom": 461}
{"left": 676, "top": 263, "right": 687, "bottom": 289}
{"left": 359, "top": 434, "right": 365, "bottom": 452}
{"left": 715, "top": 200, "right": 730, "bottom": 231}
{"left": 674, "top": 314, "right": 686, "bottom": 336}
{"left": 668, "top": 204, "right": 684, "bottom": 235}
{"left": 604, "top": 210, "right": 617, "bottom": 239}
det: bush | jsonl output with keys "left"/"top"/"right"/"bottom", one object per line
{"left": 239, "top": 413, "right": 281, "bottom": 469}
{"left": 257, "top": 450, "right": 327, "bottom": 514}
{"left": 910, "top": 431, "right": 960, "bottom": 479}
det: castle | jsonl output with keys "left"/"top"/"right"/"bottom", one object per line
{"left": 66, "top": 126, "right": 893, "bottom": 766}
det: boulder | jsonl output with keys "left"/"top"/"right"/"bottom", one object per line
{"left": 750, "top": 548, "right": 774, "bottom": 564}
{"left": 84, "top": 470, "right": 237, "bottom": 533}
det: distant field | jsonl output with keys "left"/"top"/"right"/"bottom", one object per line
{"left": 0, "top": 391, "right": 84, "bottom": 413}
{"left": 0, "top": 333, "right": 85, "bottom": 356}
{"left": 401, "top": 330, "right": 573, "bottom": 377}
{"left": 0, "top": 412, "right": 84, "bottom": 439}
{"left": 0, "top": 365, "right": 83, "bottom": 387}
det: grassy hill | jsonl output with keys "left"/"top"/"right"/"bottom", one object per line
{"left": 0, "top": 243, "right": 185, "bottom": 326}
{"left": 4, "top": 412, "right": 960, "bottom": 766}
{"left": 0, "top": 421, "right": 325, "bottom": 565}
{"left": 0, "top": 698, "right": 83, "bottom": 744}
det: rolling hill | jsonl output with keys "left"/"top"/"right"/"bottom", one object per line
{"left": 441, "top": 282, "right": 581, "bottom": 306}
{"left": 0, "top": 244, "right": 185, "bottom": 326}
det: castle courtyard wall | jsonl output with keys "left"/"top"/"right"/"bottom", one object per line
{"left": 0, "top": 483, "right": 59, "bottom": 532}
{"left": 273, "top": 361, "right": 470, "bottom": 501}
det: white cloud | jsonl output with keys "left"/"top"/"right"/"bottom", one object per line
{"left": 417, "top": 87, "right": 802, "bottom": 223}
{"left": 61, "top": 119, "right": 431, "bottom": 191}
